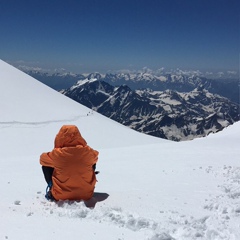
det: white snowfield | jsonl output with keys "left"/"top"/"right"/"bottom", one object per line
{"left": 0, "top": 59, "right": 239, "bottom": 240}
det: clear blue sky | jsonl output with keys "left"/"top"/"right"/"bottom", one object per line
{"left": 0, "top": 0, "right": 239, "bottom": 73}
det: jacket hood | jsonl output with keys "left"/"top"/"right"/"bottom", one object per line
{"left": 54, "top": 125, "right": 87, "bottom": 148}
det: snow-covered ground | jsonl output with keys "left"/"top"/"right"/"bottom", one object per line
{"left": 0, "top": 60, "right": 240, "bottom": 239}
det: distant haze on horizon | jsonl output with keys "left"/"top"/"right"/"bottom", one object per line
{"left": 1, "top": 0, "right": 239, "bottom": 74}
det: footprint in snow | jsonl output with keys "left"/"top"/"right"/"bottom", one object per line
{"left": 14, "top": 200, "right": 21, "bottom": 205}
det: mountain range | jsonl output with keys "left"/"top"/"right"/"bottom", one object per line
{"left": 25, "top": 69, "right": 239, "bottom": 104}
{"left": 23, "top": 69, "right": 240, "bottom": 141}
{"left": 62, "top": 78, "right": 240, "bottom": 141}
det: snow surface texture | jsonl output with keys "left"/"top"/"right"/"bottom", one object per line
{"left": 0, "top": 60, "right": 240, "bottom": 239}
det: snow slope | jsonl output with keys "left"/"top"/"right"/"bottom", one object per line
{"left": 0, "top": 60, "right": 240, "bottom": 240}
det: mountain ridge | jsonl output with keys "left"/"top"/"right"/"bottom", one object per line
{"left": 23, "top": 68, "right": 239, "bottom": 104}
{"left": 62, "top": 78, "right": 240, "bottom": 141}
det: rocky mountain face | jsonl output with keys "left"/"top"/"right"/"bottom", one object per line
{"left": 62, "top": 79, "right": 240, "bottom": 141}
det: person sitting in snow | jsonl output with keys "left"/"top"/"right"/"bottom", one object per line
{"left": 40, "top": 125, "right": 99, "bottom": 202}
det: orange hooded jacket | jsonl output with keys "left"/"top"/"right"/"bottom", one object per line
{"left": 40, "top": 125, "right": 98, "bottom": 201}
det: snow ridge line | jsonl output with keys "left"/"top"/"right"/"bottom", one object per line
{"left": 0, "top": 114, "right": 93, "bottom": 127}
